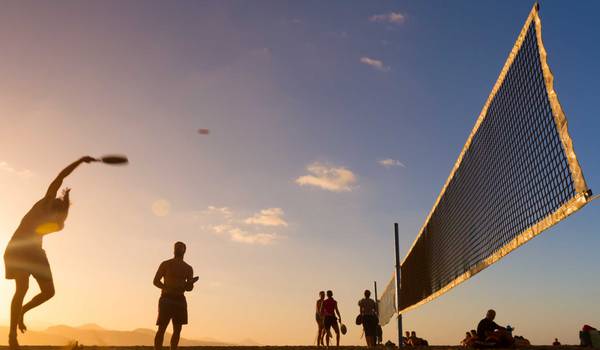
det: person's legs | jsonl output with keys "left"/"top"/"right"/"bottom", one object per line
{"left": 317, "top": 322, "right": 324, "bottom": 346}
{"left": 331, "top": 322, "right": 340, "bottom": 347}
{"left": 20, "top": 277, "right": 55, "bottom": 331}
{"left": 170, "top": 323, "right": 182, "bottom": 350}
{"left": 324, "top": 317, "right": 333, "bottom": 347}
{"left": 9, "top": 275, "right": 29, "bottom": 348}
{"left": 154, "top": 321, "right": 169, "bottom": 350}
{"left": 319, "top": 325, "right": 326, "bottom": 347}
{"left": 367, "top": 336, "right": 375, "bottom": 347}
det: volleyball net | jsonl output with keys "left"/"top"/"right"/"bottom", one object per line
{"left": 398, "top": 4, "right": 593, "bottom": 313}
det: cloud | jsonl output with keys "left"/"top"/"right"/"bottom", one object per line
{"left": 201, "top": 206, "right": 286, "bottom": 245}
{"left": 295, "top": 162, "right": 357, "bottom": 192}
{"left": 378, "top": 158, "right": 406, "bottom": 168}
{"left": 369, "top": 12, "right": 406, "bottom": 25}
{"left": 360, "top": 57, "right": 390, "bottom": 72}
{"left": 210, "top": 224, "right": 233, "bottom": 234}
{"left": 0, "top": 161, "right": 33, "bottom": 178}
{"left": 244, "top": 208, "right": 288, "bottom": 227}
{"left": 202, "top": 206, "right": 233, "bottom": 218}
{"left": 228, "top": 228, "right": 281, "bottom": 245}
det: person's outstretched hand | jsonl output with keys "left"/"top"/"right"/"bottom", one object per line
{"left": 80, "top": 156, "right": 98, "bottom": 163}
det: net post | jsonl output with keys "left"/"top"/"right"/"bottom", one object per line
{"left": 374, "top": 280, "right": 379, "bottom": 313}
{"left": 394, "top": 223, "right": 403, "bottom": 348}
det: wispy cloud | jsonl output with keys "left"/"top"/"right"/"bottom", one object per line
{"left": 244, "top": 208, "right": 288, "bottom": 227}
{"left": 378, "top": 158, "right": 406, "bottom": 168}
{"left": 228, "top": 228, "right": 281, "bottom": 245}
{"left": 295, "top": 162, "right": 357, "bottom": 192}
{"left": 360, "top": 57, "right": 390, "bottom": 72}
{"left": 201, "top": 206, "right": 286, "bottom": 245}
{"left": 369, "top": 12, "right": 406, "bottom": 25}
{"left": 0, "top": 161, "right": 33, "bottom": 178}
{"left": 202, "top": 206, "right": 233, "bottom": 218}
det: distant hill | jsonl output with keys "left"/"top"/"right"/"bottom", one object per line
{"left": 0, "top": 324, "right": 233, "bottom": 346}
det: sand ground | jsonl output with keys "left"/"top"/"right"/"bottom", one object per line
{"left": 0, "top": 346, "right": 586, "bottom": 350}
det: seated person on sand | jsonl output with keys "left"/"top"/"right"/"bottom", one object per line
{"left": 403, "top": 331, "right": 411, "bottom": 346}
{"left": 409, "top": 331, "right": 428, "bottom": 347}
{"left": 461, "top": 332, "right": 472, "bottom": 347}
{"left": 477, "top": 309, "right": 513, "bottom": 347}
{"left": 466, "top": 330, "right": 481, "bottom": 347}
{"left": 553, "top": 338, "right": 561, "bottom": 346}
{"left": 513, "top": 335, "right": 530, "bottom": 347}
{"left": 581, "top": 325, "right": 598, "bottom": 347}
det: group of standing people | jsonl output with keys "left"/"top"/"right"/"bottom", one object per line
{"left": 315, "top": 289, "right": 381, "bottom": 347}
{"left": 315, "top": 290, "right": 342, "bottom": 347}
{"left": 3, "top": 157, "right": 197, "bottom": 350}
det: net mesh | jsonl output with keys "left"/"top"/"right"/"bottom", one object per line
{"left": 399, "top": 7, "right": 590, "bottom": 312}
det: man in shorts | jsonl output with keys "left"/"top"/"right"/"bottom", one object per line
{"left": 153, "top": 242, "right": 198, "bottom": 350}
{"left": 322, "top": 290, "right": 342, "bottom": 347}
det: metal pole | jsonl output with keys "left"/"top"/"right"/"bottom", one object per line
{"left": 374, "top": 280, "right": 379, "bottom": 311}
{"left": 394, "top": 223, "right": 403, "bottom": 348}
{"left": 374, "top": 280, "right": 380, "bottom": 345}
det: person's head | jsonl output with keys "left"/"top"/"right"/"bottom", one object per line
{"left": 554, "top": 338, "right": 558, "bottom": 342}
{"left": 326, "top": 290, "right": 333, "bottom": 298}
{"left": 470, "top": 330, "right": 477, "bottom": 336}
{"left": 50, "top": 188, "right": 71, "bottom": 223}
{"left": 319, "top": 291, "right": 325, "bottom": 299}
{"left": 486, "top": 309, "right": 496, "bottom": 321}
{"left": 174, "top": 241, "right": 186, "bottom": 258}
{"left": 405, "top": 331, "right": 410, "bottom": 337}
{"left": 411, "top": 331, "right": 416, "bottom": 337}
{"left": 364, "top": 289, "right": 371, "bottom": 298}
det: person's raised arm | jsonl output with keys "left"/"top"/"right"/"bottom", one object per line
{"left": 45, "top": 156, "right": 97, "bottom": 199}
{"left": 153, "top": 262, "right": 166, "bottom": 290}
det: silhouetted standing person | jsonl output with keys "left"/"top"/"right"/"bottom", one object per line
{"left": 358, "top": 289, "right": 378, "bottom": 347}
{"left": 322, "top": 290, "right": 342, "bottom": 347}
{"left": 153, "top": 242, "right": 198, "bottom": 350}
{"left": 4, "top": 156, "right": 96, "bottom": 349}
{"left": 316, "top": 291, "right": 326, "bottom": 346}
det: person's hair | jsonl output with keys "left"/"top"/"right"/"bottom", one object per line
{"left": 411, "top": 331, "right": 416, "bottom": 336}
{"left": 326, "top": 290, "right": 333, "bottom": 297}
{"left": 364, "top": 289, "right": 371, "bottom": 298}
{"left": 51, "top": 189, "right": 71, "bottom": 213}
{"left": 319, "top": 291, "right": 325, "bottom": 296}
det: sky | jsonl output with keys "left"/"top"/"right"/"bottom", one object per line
{"left": 0, "top": 0, "right": 599, "bottom": 346}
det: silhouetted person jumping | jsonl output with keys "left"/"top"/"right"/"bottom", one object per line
{"left": 3, "top": 156, "right": 97, "bottom": 349}
{"left": 153, "top": 242, "right": 198, "bottom": 350}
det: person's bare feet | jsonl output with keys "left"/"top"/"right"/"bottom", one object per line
{"left": 18, "top": 315, "right": 27, "bottom": 333}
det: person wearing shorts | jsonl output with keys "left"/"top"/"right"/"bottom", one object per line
{"left": 358, "top": 290, "right": 379, "bottom": 347}
{"left": 153, "top": 242, "right": 198, "bottom": 350}
{"left": 4, "top": 156, "right": 97, "bottom": 350}
{"left": 322, "top": 290, "right": 342, "bottom": 347}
